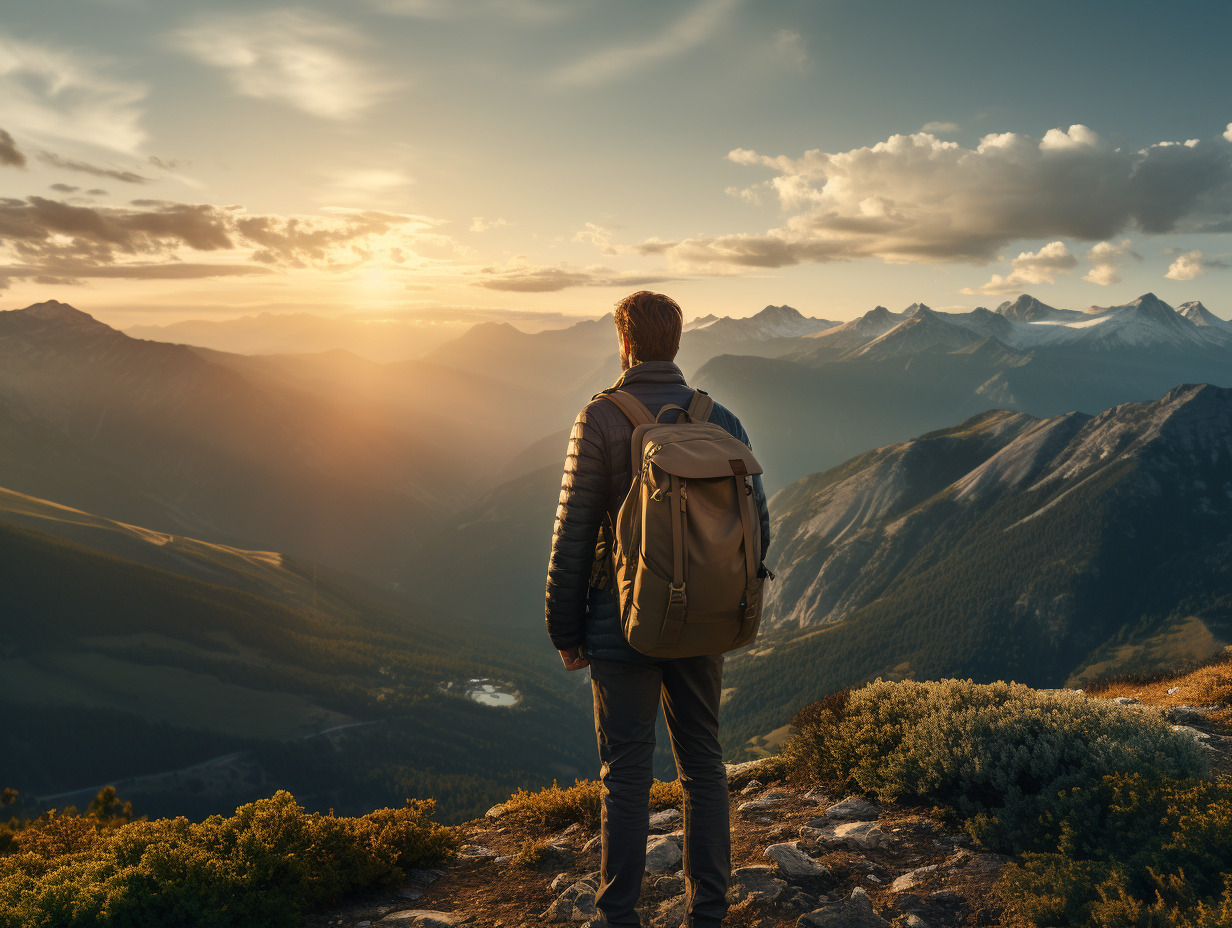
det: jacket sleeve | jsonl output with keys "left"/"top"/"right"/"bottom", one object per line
{"left": 741, "top": 430, "right": 772, "bottom": 562}
{"left": 545, "top": 404, "right": 609, "bottom": 650}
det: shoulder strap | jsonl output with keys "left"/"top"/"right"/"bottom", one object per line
{"left": 686, "top": 389, "right": 713, "bottom": 423}
{"left": 598, "top": 390, "right": 655, "bottom": 426}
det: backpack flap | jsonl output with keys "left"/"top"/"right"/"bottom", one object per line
{"left": 645, "top": 429, "right": 762, "bottom": 479}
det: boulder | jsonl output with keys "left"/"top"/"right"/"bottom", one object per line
{"left": 797, "top": 887, "right": 891, "bottom": 928}
{"left": 1165, "top": 705, "right": 1208, "bottom": 725}
{"left": 648, "top": 808, "right": 682, "bottom": 832}
{"left": 890, "top": 864, "right": 938, "bottom": 893}
{"left": 485, "top": 803, "right": 508, "bottom": 819}
{"left": 738, "top": 790, "right": 790, "bottom": 813}
{"left": 818, "top": 796, "right": 880, "bottom": 822}
{"left": 376, "top": 911, "right": 461, "bottom": 927}
{"left": 763, "top": 843, "right": 829, "bottom": 881}
{"left": 827, "top": 821, "right": 891, "bottom": 850}
{"left": 651, "top": 894, "right": 688, "bottom": 928}
{"left": 645, "top": 834, "right": 684, "bottom": 873}
{"left": 730, "top": 865, "right": 793, "bottom": 906}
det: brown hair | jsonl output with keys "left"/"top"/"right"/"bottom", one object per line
{"left": 614, "top": 291, "right": 683, "bottom": 363}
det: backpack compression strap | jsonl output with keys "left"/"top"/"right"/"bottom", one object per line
{"left": 597, "top": 389, "right": 654, "bottom": 426}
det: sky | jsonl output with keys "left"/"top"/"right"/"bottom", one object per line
{"left": 1, "top": 0, "right": 1231, "bottom": 329}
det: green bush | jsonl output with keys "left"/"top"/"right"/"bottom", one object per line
{"left": 783, "top": 678, "right": 1207, "bottom": 851}
{"left": 998, "top": 774, "right": 1232, "bottom": 928}
{"left": 502, "top": 778, "right": 683, "bottom": 834}
{"left": 0, "top": 790, "right": 455, "bottom": 928}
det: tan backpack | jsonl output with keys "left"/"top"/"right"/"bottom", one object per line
{"left": 598, "top": 388, "right": 767, "bottom": 658}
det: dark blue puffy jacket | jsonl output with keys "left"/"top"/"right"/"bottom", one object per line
{"left": 544, "top": 360, "right": 771, "bottom": 663}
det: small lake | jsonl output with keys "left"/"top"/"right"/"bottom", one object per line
{"left": 441, "top": 678, "right": 521, "bottom": 708}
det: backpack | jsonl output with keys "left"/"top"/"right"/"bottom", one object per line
{"left": 597, "top": 387, "right": 766, "bottom": 658}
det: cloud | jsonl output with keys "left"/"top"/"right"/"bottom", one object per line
{"left": 473, "top": 260, "right": 677, "bottom": 292}
{"left": 773, "top": 29, "right": 808, "bottom": 72}
{"left": 0, "top": 195, "right": 452, "bottom": 290}
{"left": 573, "top": 222, "right": 622, "bottom": 254}
{"left": 960, "top": 241, "right": 1077, "bottom": 295}
{"left": 1165, "top": 249, "right": 1205, "bottom": 281}
{"left": 37, "top": 151, "right": 150, "bottom": 184}
{"left": 551, "top": 0, "right": 740, "bottom": 87}
{"left": 1083, "top": 239, "right": 1137, "bottom": 286}
{"left": 364, "top": 0, "right": 570, "bottom": 19}
{"left": 921, "top": 121, "right": 959, "bottom": 134}
{"left": 0, "top": 128, "right": 25, "bottom": 167}
{"left": 1225, "top": 123, "right": 1232, "bottom": 144}
{"left": 172, "top": 11, "right": 393, "bottom": 119}
{"left": 470, "top": 216, "right": 508, "bottom": 232}
{"left": 646, "top": 124, "right": 1232, "bottom": 274}
{"left": 0, "top": 31, "right": 147, "bottom": 152}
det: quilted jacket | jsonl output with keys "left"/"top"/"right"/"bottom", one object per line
{"left": 544, "top": 360, "right": 771, "bottom": 663}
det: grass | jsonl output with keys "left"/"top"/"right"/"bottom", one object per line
{"left": 1085, "top": 645, "right": 1232, "bottom": 725}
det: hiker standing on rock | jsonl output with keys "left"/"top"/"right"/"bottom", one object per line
{"left": 546, "top": 291, "right": 772, "bottom": 928}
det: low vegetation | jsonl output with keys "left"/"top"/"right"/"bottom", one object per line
{"left": 780, "top": 675, "right": 1228, "bottom": 927}
{"left": 0, "top": 787, "right": 453, "bottom": 928}
{"left": 500, "top": 778, "right": 683, "bottom": 834}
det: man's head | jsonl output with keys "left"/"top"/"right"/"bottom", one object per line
{"left": 613, "top": 290, "right": 683, "bottom": 370}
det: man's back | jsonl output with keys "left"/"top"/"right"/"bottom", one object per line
{"left": 545, "top": 359, "right": 770, "bottom": 664}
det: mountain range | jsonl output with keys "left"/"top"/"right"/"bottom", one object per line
{"left": 722, "top": 382, "right": 1232, "bottom": 751}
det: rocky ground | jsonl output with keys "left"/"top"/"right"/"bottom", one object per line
{"left": 306, "top": 690, "right": 1230, "bottom": 928}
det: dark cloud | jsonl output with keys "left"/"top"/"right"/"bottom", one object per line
{"left": 475, "top": 262, "right": 678, "bottom": 292}
{"left": 37, "top": 151, "right": 151, "bottom": 184}
{"left": 49, "top": 183, "right": 80, "bottom": 193}
{"left": 87, "top": 189, "right": 108, "bottom": 196}
{"left": 0, "top": 130, "right": 26, "bottom": 168}
{"left": 0, "top": 195, "right": 434, "bottom": 291}
{"left": 148, "top": 155, "right": 182, "bottom": 170}
{"left": 652, "top": 126, "right": 1232, "bottom": 273}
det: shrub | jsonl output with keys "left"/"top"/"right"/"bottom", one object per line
{"left": 783, "top": 678, "right": 1208, "bottom": 851}
{"left": 998, "top": 774, "right": 1232, "bottom": 927}
{"left": 0, "top": 790, "right": 454, "bottom": 928}
{"left": 502, "top": 778, "right": 684, "bottom": 834}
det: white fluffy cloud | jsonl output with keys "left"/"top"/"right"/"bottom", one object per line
{"left": 1165, "top": 249, "right": 1205, "bottom": 281}
{"left": 960, "top": 241, "right": 1077, "bottom": 295}
{"left": 0, "top": 31, "right": 147, "bottom": 152}
{"left": 172, "top": 11, "right": 394, "bottom": 119}
{"left": 1083, "top": 239, "right": 1137, "bottom": 286}
{"left": 640, "top": 124, "right": 1232, "bottom": 273}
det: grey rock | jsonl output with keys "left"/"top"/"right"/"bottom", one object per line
{"left": 763, "top": 842, "right": 829, "bottom": 881}
{"left": 648, "top": 808, "right": 682, "bottom": 832}
{"left": 396, "top": 887, "right": 423, "bottom": 901}
{"left": 1166, "top": 705, "right": 1209, "bottom": 725}
{"left": 740, "top": 779, "right": 764, "bottom": 795}
{"left": 730, "top": 865, "right": 792, "bottom": 906}
{"left": 1113, "top": 696, "right": 1139, "bottom": 705}
{"left": 819, "top": 796, "right": 880, "bottom": 822}
{"left": 645, "top": 834, "right": 683, "bottom": 873}
{"left": 738, "top": 790, "right": 790, "bottom": 813}
{"left": 725, "top": 758, "right": 772, "bottom": 781}
{"left": 655, "top": 875, "right": 684, "bottom": 896}
{"left": 802, "top": 787, "right": 830, "bottom": 803}
{"left": 903, "top": 915, "right": 928, "bottom": 928}
{"left": 797, "top": 886, "right": 891, "bottom": 928}
{"left": 485, "top": 803, "right": 508, "bottom": 819}
{"left": 1171, "top": 724, "right": 1214, "bottom": 748}
{"left": 550, "top": 872, "right": 573, "bottom": 892}
{"left": 459, "top": 843, "right": 497, "bottom": 858}
{"left": 376, "top": 911, "right": 461, "bottom": 928}
{"left": 890, "top": 864, "right": 938, "bottom": 893}
{"left": 811, "top": 820, "right": 891, "bottom": 850}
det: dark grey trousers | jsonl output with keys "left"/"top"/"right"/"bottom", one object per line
{"left": 588, "top": 655, "right": 730, "bottom": 928}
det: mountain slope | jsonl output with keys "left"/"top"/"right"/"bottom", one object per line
{"left": 722, "top": 384, "right": 1232, "bottom": 750}
{"left": 0, "top": 504, "right": 590, "bottom": 821}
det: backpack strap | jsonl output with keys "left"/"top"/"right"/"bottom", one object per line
{"left": 686, "top": 389, "right": 713, "bottom": 423}
{"left": 597, "top": 389, "right": 654, "bottom": 426}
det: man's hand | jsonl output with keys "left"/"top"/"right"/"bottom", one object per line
{"left": 559, "top": 647, "right": 590, "bottom": 671}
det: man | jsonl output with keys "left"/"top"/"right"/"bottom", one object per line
{"left": 545, "top": 291, "right": 771, "bottom": 928}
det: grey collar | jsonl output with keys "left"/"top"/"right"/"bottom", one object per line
{"left": 611, "top": 360, "right": 686, "bottom": 388}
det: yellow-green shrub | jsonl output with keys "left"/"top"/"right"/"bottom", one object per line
{"left": 0, "top": 790, "right": 454, "bottom": 928}
{"left": 502, "top": 778, "right": 683, "bottom": 834}
{"left": 783, "top": 679, "right": 1207, "bottom": 851}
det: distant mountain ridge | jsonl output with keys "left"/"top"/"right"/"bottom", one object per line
{"left": 721, "top": 383, "right": 1232, "bottom": 748}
